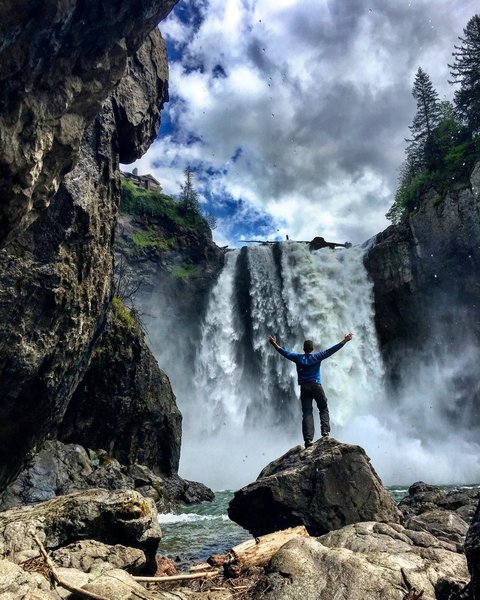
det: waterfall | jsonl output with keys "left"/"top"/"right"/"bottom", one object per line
{"left": 148, "top": 241, "right": 480, "bottom": 489}
{"left": 179, "top": 243, "right": 386, "bottom": 489}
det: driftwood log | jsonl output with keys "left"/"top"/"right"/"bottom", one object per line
{"left": 221, "top": 526, "right": 309, "bottom": 578}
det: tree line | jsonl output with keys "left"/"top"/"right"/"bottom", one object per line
{"left": 387, "top": 14, "right": 480, "bottom": 223}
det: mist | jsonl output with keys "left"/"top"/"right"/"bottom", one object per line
{"left": 138, "top": 242, "right": 480, "bottom": 490}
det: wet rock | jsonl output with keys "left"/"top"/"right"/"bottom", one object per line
{"left": 228, "top": 438, "right": 400, "bottom": 536}
{"left": 249, "top": 521, "right": 468, "bottom": 600}
{"left": 0, "top": 489, "right": 161, "bottom": 565}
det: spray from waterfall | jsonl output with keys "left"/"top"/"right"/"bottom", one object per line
{"left": 147, "top": 241, "right": 480, "bottom": 490}
{"left": 180, "top": 243, "right": 386, "bottom": 489}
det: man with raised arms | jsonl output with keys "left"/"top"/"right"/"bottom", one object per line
{"left": 268, "top": 333, "right": 353, "bottom": 448}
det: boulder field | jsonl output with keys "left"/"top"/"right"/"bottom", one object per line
{"left": 228, "top": 439, "right": 480, "bottom": 600}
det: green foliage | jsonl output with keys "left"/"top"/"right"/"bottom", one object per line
{"left": 171, "top": 264, "right": 198, "bottom": 279}
{"left": 449, "top": 14, "right": 480, "bottom": 133}
{"left": 386, "top": 169, "right": 430, "bottom": 224}
{"left": 179, "top": 166, "right": 200, "bottom": 214}
{"left": 386, "top": 57, "right": 480, "bottom": 224}
{"left": 112, "top": 296, "right": 140, "bottom": 334}
{"left": 130, "top": 229, "right": 175, "bottom": 253}
{"left": 120, "top": 177, "right": 208, "bottom": 232}
{"left": 407, "top": 67, "right": 441, "bottom": 157}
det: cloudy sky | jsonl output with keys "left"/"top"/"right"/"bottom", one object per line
{"left": 128, "top": 0, "right": 477, "bottom": 247}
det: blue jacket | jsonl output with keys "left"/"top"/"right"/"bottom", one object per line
{"left": 277, "top": 343, "right": 343, "bottom": 385}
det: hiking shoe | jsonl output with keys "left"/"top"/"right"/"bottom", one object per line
{"left": 321, "top": 432, "right": 330, "bottom": 438}
{"left": 304, "top": 440, "right": 313, "bottom": 448}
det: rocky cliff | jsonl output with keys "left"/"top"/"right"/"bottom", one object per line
{"left": 57, "top": 297, "right": 182, "bottom": 476}
{"left": 114, "top": 200, "right": 225, "bottom": 377}
{"left": 364, "top": 163, "right": 480, "bottom": 415}
{"left": 0, "top": 4, "right": 180, "bottom": 490}
{"left": 0, "top": 0, "right": 176, "bottom": 245}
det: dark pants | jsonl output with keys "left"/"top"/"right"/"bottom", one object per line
{"left": 300, "top": 382, "right": 330, "bottom": 443}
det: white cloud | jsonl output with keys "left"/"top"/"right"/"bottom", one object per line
{"left": 126, "top": 0, "right": 477, "bottom": 246}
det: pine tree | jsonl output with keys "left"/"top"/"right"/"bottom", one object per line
{"left": 449, "top": 14, "right": 480, "bottom": 134}
{"left": 406, "top": 67, "right": 442, "bottom": 159}
{"left": 179, "top": 166, "right": 200, "bottom": 213}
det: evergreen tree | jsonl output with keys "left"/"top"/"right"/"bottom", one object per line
{"left": 204, "top": 209, "right": 217, "bottom": 230}
{"left": 449, "top": 14, "right": 480, "bottom": 134}
{"left": 406, "top": 67, "right": 441, "bottom": 159}
{"left": 179, "top": 166, "right": 200, "bottom": 213}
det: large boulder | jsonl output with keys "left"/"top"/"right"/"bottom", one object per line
{"left": 0, "top": 489, "right": 162, "bottom": 565}
{"left": 0, "top": 441, "right": 214, "bottom": 514}
{"left": 249, "top": 521, "right": 468, "bottom": 600}
{"left": 228, "top": 438, "right": 401, "bottom": 536}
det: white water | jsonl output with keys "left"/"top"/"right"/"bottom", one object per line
{"left": 150, "top": 242, "right": 480, "bottom": 490}
{"left": 180, "top": 243, "right": 386, "bottom": 489}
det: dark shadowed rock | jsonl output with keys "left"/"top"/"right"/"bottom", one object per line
{"left": 399, "top": 481, "right": 447, "bottom": 519}
{"left": 0, "top": 28, "right": 171, "bottom": 490}
{"left": 399, "top": 481, "right": 480, "bottom": 528}
{"left": 248, "top": 522, "right": 468, "bottom": 600}
{"left": 0, "top": 440, "right": 214, "bottom": 513}
{"left": 453, "top": 498, "right": 480, "bottom": 600}
{"left": 57, "top": 300, "right": 182, "bottom": 476}
{"left": 228, "top": 438, "right": 401, "bottom": 536}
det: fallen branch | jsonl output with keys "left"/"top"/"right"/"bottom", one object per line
{"left": 31, "top": 533, "right": 110, "bottom": 600}
{"left": 133, "top": 570, "right": 219, "bottom": 583}
{"left": 223, "top": 525, "right": 309, "bottom": 578}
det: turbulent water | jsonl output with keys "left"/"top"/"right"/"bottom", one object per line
{"left": 158, "top": 485, "right": 480, "bottom": 564}
{"left": 148, "top": 241, "right": 480, "bottom": 489}
{"left": 180, "top": 243, "right": 385, "bottom": 489}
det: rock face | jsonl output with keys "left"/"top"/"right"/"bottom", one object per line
{"left": 0, "top": 25, "right": 173, "bottom": 490}
{"left": 0, "top": 488, "right": 162, "bottom": 564}
{"left": 228, "top": 438, "right": 401, "bottom": 536}
{"left": 115, "top": 210, "right": 225, "bottom": 383}
{"left": 0, "top": 440, "right": 214, "bottom": 513}
{"left": 364, "top": 164, "right": 480, "bottom": 403}
{"left": 0, "top": 0, "right": 176, "bottom": 244}
{"left": 0, "top": 441, "right": 170, "bottom": 512}
{"left": 454, "top": 498, "right": 480, "bottom": 600}
{"left": 57, "top": 300, "right": 182, "bottom": 476}
{"left": 249, "top": 522, "right": 468, "bottom": 600}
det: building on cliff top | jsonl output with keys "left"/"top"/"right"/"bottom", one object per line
{"left": 122, "top": 168, "right": 162, "bottom": 192}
